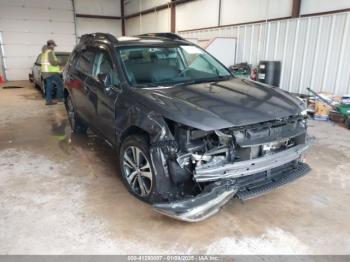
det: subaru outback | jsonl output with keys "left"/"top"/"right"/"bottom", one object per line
{"left": 63, "top": 33, "right": 311, "bottom": 222}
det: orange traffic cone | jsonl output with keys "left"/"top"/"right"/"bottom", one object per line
{"left": 0, "top": 75, "right": 4, "bottom": 83}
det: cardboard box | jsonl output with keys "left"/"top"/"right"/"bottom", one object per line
{"left": 315, "top": 101, "right": 331, "bottom": 116}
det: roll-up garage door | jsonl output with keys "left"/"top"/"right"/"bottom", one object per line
{"left": 0, "top": 0, "right": 76, "bottom": 80}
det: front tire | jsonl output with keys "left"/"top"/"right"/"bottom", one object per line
{"left": 65, "top": 95, "right": 88, "bottom": 134}
{"left": 119, "top": 135, "right": 160, "bottom": 203}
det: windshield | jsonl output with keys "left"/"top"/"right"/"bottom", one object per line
{"left": 118, "top": 45, "right": 232, "bottom": 87}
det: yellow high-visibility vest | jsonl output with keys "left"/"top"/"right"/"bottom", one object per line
{"left": 41, "top": 50, "right": 61, "bottom": 73}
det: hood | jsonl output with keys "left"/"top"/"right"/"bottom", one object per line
{"left": 131, "top": 78, "right": 304, "bottom": 131}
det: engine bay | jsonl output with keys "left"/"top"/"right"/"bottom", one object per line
{"left": 165, "top": 115, "right": 308, "bottom": 184}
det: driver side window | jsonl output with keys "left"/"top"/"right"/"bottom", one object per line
{"left": 92, "top": 51, "right": 119, "bottom": 86}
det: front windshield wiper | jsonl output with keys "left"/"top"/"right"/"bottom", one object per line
{"left": 133, "top": 75, "right": 234, "bottom": 89}
{"left": 172, "top": 80, "right": 198, "bottom": 87}
{"left": 133, "top": 83, "right": 160, "bottom": 88}
{"left": 215, "top": 75, "right": 234, "bottom": 80}
{"left": 196, "top": 75, "right": 233, "bottom": 83}
{"left": 172, "top": 76, "right": 233, "bottom": 87}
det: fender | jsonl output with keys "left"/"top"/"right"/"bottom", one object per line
{"left": 115, "top": 101, "right": 175, "bottom": 148}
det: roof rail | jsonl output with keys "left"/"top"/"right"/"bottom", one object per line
{"left": 138, "top": 33, "right": 186, "bottom": 41}
{"left": 79, "top": 33, "right": 118, "bottom": 44}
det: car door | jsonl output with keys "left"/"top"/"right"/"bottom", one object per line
{"left": 33, "top": 54, "right": 41, "bottom": 84}
{"left": 66, "top": 49, "right": 96, "bottom": 122}
{"left": 91, "top": 47, "right": 121, "bottom": 144}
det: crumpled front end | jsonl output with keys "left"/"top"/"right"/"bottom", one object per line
{"left": 153, "top": 162, "right": 310, "bottom": 222}
{"left": 151, "top": 115, "right": 311, "bottom": 222}
{"left": 153, "top": 181, "right": 238, "bottom": 222}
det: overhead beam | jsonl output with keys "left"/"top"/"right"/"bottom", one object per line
{"left": 171, "top": 0, "right": 176, "bottom": 32}
{"left": 291, "top": 0, "right": 301, "bottom": 18}
{"left": 178, "top": 16, "right": 292, "bottom": 33}
{"left": 71, "top": 0, "right": 78, "bottom": 43}
{"left": 218, "top": 0, "right": 222, "bottom": 26}
{"left": 75, "top": 14, "right": 122, "bottom": 20}
{"left": 121, "top": 0, "right": 125, "bottom": 35}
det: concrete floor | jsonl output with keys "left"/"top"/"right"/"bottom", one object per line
{"left": 0, "top": 81, "right": 350, "bottom": 255}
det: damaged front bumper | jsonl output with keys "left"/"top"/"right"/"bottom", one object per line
{"left": 194, "top": 143, "right": 310, "bottom": 182}
{"left": 153, "top": 181, "right": 239, "bottom": 222}
{"left": 153, "top": 143, "right": 311, "bottom": 222}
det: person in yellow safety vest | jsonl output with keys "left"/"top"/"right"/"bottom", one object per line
{"left": 41, "top": 40, "right": 65, "bottom": 105}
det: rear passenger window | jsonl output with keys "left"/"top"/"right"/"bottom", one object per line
{"left": 75, "top": 50, "right": 95, "bottom": 75}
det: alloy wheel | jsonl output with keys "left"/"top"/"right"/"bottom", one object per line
{"left": 123, "top": 146, "right": 153, "bottom": 197}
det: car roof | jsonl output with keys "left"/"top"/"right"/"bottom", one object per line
{"left": 79, "top": 33, "right": 191, "bottom": 48}
{"left": 114, "top": 36, "right": 190, "bottom": 47}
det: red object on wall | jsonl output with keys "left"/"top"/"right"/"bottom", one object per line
{"left": 0, "top": 75, "right": 4, "bottom": 83}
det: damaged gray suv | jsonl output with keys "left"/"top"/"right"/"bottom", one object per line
{"left": 63, "top": 33, "right": 311, "bottom": 222}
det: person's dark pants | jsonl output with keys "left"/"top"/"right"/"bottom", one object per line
{"left": 45, "top": 74, "right": 63, "bottom": 102}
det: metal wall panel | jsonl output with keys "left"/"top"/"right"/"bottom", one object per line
{"left": 0, "top": 0, "right": 73, "bottom": 10}
{"left": 180, "top": 12, "right": 350, "bottom": 96}
{"left": 124, "top": 0, "right": 169, "bottom": 16}
{"left": 0, "top": 6, "right": 73, "bottom": 21}
{"left": 76, "top": 18, "right": 122, "bottom": 37}
{"left": 125, "top": 8, "right": 170, "bottom": 35}
{"left": 221, "top": 0, "right": 292, "bottom": 26}
{"left": 0, "top": 31, "right": 5, "bottom": 79}
{"left": 74, "top": 0, "right": 122, "bottom": 50}
{"left": 301, "top": 0, "right": 350, "bottom": 15}
{"left": 0, "top": 0, "right": 75, "bottom": 80}
{"left": 0, "top": 19, "right": 75, "bottom": 34}
{"left": 176, "top": 0, "right": 219, "bottom": 31}
{"left": 75, "top": 0, "right": 121, "bottom": 16}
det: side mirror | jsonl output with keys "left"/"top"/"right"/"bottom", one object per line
{"left": 35, "top": 62, "right": 41, "bottom": 66}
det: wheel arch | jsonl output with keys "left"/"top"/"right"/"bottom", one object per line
{"left": 119, "top": 126, "right": 150, "bottom": 146}
{"left": 116, "top": 111, "right": 175, "bottom": 148}
{"left": 117, "top": 112, "right": 183, "bottom": 202}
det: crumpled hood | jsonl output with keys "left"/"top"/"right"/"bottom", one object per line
{"left": 131, "top": 78, "right": 304, "bottom": 131}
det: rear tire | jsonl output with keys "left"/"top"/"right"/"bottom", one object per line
{"left": 65, "top": 95, "right": 88, "bottom": 134}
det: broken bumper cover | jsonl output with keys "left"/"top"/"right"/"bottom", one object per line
{"left": 236, "top": 162, "right": 311, "bottom": 201}
{"left": 153, "top": 182, "right": 239, "bottom": 222}
{"left": 153, "top": 161, "right": 311, "bottom": 222}
{"left": 194, "top": 143, "right": 310, "bottom": 182}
